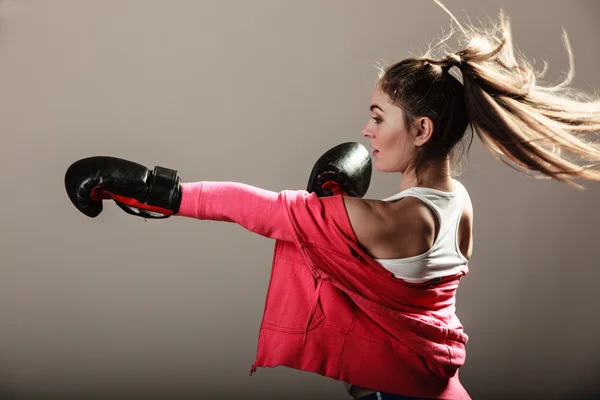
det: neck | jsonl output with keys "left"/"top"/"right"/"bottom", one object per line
{"left": 399, "top": 158, "right": 453, "bottom": 192}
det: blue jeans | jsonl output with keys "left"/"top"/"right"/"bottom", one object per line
{"left": 358, "top": 392, "right": 431, "bottom": 400}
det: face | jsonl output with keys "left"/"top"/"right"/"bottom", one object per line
{"left": 361, "top": 86, "right": 418, "bottom": 173}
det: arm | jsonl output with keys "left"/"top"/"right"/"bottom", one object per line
{"left": 63, "top": 156, "right": 301, "bottom": 242}
{"left": 62, "top": 155, "right": 345, "bottom": 244}
{"left": 176, "top": 181, "right": 298, "bottom": 242}
{"left": 63, "top": 143, "right": 371, "bottom": 245}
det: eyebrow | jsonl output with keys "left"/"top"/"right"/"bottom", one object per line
{"left": 370, "top": 104, "right": 384, "bottom": 113}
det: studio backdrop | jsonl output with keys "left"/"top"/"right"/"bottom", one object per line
{"left": 0, "top": 0, "right": 599, "bottom": 399}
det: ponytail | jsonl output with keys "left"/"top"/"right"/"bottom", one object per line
{"left": 426, "top": 1, "right": 600, "bottom": 189}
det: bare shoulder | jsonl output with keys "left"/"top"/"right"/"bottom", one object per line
{"left": 342, "top": 196, "right": 437, "bottom": 259}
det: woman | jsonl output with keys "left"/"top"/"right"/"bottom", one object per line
{"left": 64, "top": 4, "right": 600, "bottom": 400}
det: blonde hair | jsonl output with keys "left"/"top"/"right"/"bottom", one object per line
{"left": 377, "top": 0, "right": 600, "bottom": 189}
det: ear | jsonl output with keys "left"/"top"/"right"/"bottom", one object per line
{"left": 414, "top": 117, "right": 434, "bottom": 147}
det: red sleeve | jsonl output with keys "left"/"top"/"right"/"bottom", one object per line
{"left": 175, "top": 181, "right": 300, "bottom": 242}
{"left": 175, "top": 181, "right": 357, "bottom": 251}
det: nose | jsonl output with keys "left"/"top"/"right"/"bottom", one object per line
{"left": 361, "top": 123, "right": 374, "bottom": 139}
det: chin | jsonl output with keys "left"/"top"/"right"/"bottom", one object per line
{"left": 374, "top": 159, "right": 403, "bottom": 174}
{"left": 374, "top": 164, "right": 394, "bottom": 173}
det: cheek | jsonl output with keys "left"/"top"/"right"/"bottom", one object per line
{"left": 379, "top": 129, "right": 406, "bottom": 152}
{"left": 376, "top": 131, "right": 413, "bottom": 169}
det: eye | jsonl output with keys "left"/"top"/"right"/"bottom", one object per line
{"left": 371, "top": 116, "right": 382, "bottom": 124}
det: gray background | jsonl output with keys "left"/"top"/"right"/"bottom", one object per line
{"left": 1, "top": 0, "right": 599, "bottom": 399}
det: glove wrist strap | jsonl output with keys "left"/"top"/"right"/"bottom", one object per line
{"left": 146, "top": 166, "right": 182, "bottom": 213}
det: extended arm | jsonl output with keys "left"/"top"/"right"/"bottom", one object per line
{"left": 177, "top": 181, "right": 298, "bottom": 242}
{"left": 63, "top": 142, "right": 371, "bottom": 243}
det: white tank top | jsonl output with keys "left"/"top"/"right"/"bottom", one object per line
{"left": 375, "top": 179, "right": 469, "bottom": 283}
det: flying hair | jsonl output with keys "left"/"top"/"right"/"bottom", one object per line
{"left": 377, "top": 0, "right": 600, "bottom": 189}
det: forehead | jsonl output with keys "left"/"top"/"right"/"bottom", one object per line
{"left": 370, "top": 86, "right": 399, "bottom": 111}
{"left": 371, "top": 86, "right": 392, "bottom": 107}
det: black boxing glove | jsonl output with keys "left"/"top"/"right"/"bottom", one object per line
{"left": 307, "top": 142, "right": 372, "bottom": 198}
{"left": 64, "top": 156, "right": 181, "bottom": 218}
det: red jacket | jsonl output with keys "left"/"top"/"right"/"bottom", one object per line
{"left": 176, "top": 181, "right": 471, "bottom": 400}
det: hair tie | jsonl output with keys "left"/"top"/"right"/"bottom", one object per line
{"left": 446, "top": 53, "right": 463, "bottom": 68}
